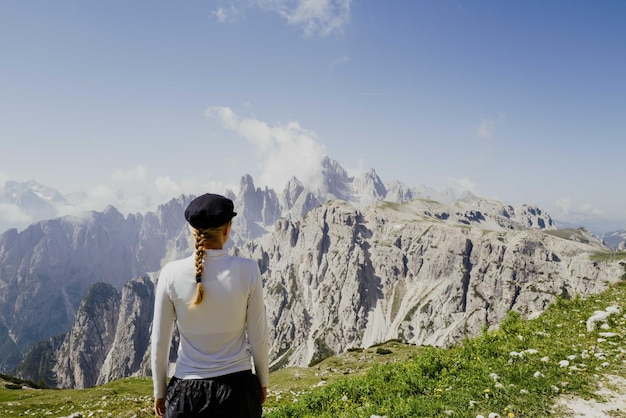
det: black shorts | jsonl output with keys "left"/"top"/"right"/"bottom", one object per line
{"left": 164, "top": 370, "right": 263, "bottom": 417}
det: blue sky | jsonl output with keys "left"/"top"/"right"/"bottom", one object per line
{"left": 1, "top": 1, "right": 625, "bottom": 232}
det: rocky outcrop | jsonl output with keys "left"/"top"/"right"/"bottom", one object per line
{"left": 15, "top": 277, "right": 156, "bottom": 389}
{"left": 0, "top": 180, "right": 68, "bottom": 233}
{"left": 0, "top": 196, "right": 191, "bottom": 373}
{"left": 53, "top": 282, "right": 120, "bottom": 389}
{"left": 604, "top": 229, "right": 626, "bottom": 250}
{"left": 235, "top": 199, "right": 621, "bottom": 369}
{"left": 96, "top": 276, "right": 155, "bottom": 386}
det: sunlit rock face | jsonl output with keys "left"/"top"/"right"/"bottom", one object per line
{"left": 6, "top": 159, "right": 620, "bottom": 389}
{"left": 0, "top": 196, "right": 191, "bottom": 374}
{"left": 235, "top": 199, "right": 618, "bottom": 369}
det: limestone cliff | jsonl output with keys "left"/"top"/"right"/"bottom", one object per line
{"left": 235, "top": 199, "right": 621, "bottom": 369}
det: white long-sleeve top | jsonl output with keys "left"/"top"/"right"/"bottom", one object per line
{"left": 151, "top": 249, "right": 269, "bottom": 399}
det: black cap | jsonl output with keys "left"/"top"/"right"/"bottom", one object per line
{"left": 184, "top": 193, "right": 237, "bottom": 229}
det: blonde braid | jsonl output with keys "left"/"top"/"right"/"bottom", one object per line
{"left": 189, "top": 230, "right": 207, "bottom": 307}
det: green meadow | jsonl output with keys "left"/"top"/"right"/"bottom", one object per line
{"left": 1, "top": 280, "right": 625, "bottom": 418}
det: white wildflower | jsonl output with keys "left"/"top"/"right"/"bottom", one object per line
{"left": 598, "top": 332, "right": 619, "bottom": 338}
{"left": 342, "top": 395, "right": 348, "bottom": 402}
{"left": 520, "top": 389, "right": 529, "bottom": 394}
{"left": 551, "top": 385, "right": 560, "bottom": 393}
{"left": 600, "top": 323, "right": 610, "bottom": 330}
{"left": 509, "top": 351, "right": 523, "bottom": 358}
{"left": 540, "top": 356, "right": 550, "bottom": 363}
{"left": 524, "top": 348, "right": 538, "bottom": 355}
{"left": 601, "top": 362, "right": 610, "bottom": 367}
{"left": 559, "top": 360, "right": 570, "bottom": 367}
{"left": 469, "top": 400, "right": 478, "bottom": 407}
{"left": 533, "top": 371, "right": 544, "bottom": 378}
{"left": 489, "top": 373, "right": 500, "bottom": 381}
{"left": 567, "top": 355, "right": 577, "bottom": 360}
{"left": 518, "top": 335, "right": 524, "bottom": 341}
{"left": 597, "top": 338, "right": 607, "bottom": 343}
{"left": 489, "top": 413, "right": 501, "bottom": 418}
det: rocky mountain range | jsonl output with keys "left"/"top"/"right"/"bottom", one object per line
{"left": 1, "top": 158, "right": 624, "bottom": 389}
{"left": 603, "top": 229, "right": 626, "bottom": 250}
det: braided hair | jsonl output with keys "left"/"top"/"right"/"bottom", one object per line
{"left": 188, "top": 223, "right": 229, "bottom": 308}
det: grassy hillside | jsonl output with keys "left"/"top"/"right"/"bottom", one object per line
{"left": 1, "top": 281, "right": 624, "bottom": 418}
{"left": 0, "top": 376, "right": 153, "bottom": 417}
{"left": 264, "top": 280, "right": 626, "bottom": 418}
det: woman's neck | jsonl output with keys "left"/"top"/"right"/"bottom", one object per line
{"left": 205, "top": 245, "right": 223, "bottom": 250}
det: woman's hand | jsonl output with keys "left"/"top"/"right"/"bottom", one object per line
{"left": 261, "top": 386, "right": 267, "bottom": 404}
{"left": 154, "top": 398, "right": 166, "bottom": 416}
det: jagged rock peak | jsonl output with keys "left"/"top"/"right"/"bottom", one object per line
{"left": 281, "top": 176, "right": 305, "bottom": 209}
{"left": 603, "top": 229, "right": 626, "bottom": 250}
{"left": 13, "top": 277, "right": 157, "bottom": 389}
{"left": 352, "top": 168, "right": 387, "bottom": 204}
{"left": 52, "top": 282, "right": 120, "bottom": 389}
{"left": 454, "top": 192, "right": 555, "bottom": 230}
{"left": 0, "top": 180, "right": 67, "bottom": 204}
{"left": 321, "top": 157, "right": 354, "bottom": 201}
{"left": 96, "top": 276, "right": 155, "bottom": 385}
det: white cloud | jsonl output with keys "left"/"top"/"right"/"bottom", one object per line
{"left": 0, "top": 203, "right": 33, "bottom": 224}
{"left": 156, "top": 176, "right": 182, "bottom": 198}
{"left": 89, "top": 184, "right": 120, "bottom": 203}
{"left": 53, "top": 167, "right": 156, "bottom": 217}
{"left": 206, "top": 106, "right": 327, "bottom": 191}
{"left": 555, "top": 197, "right": 604, "bottom": 218}
{"left": 211, "top": 1, "right": 351, "bottom": 36}
{"left": 155, "top": 175, "right": 235, "bottom": 200}
{"left": 251, "top": 0, "right": 351, "bottom": 36}
{"left": 283, "top": 0, "right": 351, "bottom": 36}
{"left": 552, "top": 197, "right": 610, "bottom": 230}
{"left": 556, "top": 197, "right": 573, "bottom": 214}
{"left": 579, "top": 203, "right": 605, "bottom": 217}
{"left": 476, "top": 119, "right": 495, "bottom": 140}
{"left": 212, "top": 4, "right": 240, "bottom": 23}
{"left": 447, "top": 176, "right": 477, "bottom": 195}
{"left": 111, "top": 165, "right": 148, "bottom": 182}
{"left": 344, "top": 158, "right": 366, "bottom": 178}
{"left": 329, "top": 54, "right": 349, "bottom": 70}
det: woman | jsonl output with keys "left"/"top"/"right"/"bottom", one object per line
{"left": 151, "top": 193, "right": 269, "bottom": 417}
